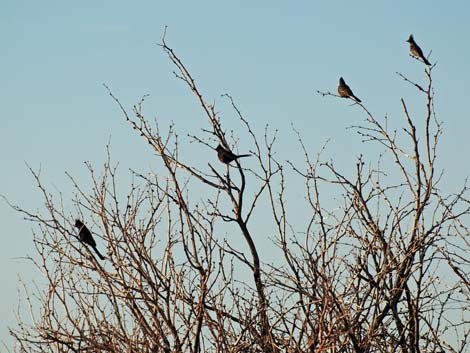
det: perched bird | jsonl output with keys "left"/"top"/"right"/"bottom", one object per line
{"left": 406, "top": 35, "right": 431, "bottom": 66}
{"left": 338, "top": 77, "right": 362, "bottom": 103}
{"left": 74, "top": 219, "right": 105, "bottom": 260}
{"left": 216, "top": 144, "right": 251, "bottom": 164}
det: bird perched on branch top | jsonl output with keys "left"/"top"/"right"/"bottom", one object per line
{"left": 216, "top": 144, "right": 251, "bottom": 164}
{"left": 338, "top": 77, "right": 362, "bottom": 103}
{"left": 406, "top": 35, "right": 431, "bottom": 66}
{"left": 74, "top": 219, "right": 105, "bottom": 260}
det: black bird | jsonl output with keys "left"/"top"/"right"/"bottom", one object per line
{"left": 74, "top": 219, "right": 105, "bottom": 260}
{"left": 338, "top": 77, "right": 362, "bottom": 103}
{"left": 216, "top": 144, "right": 251, "bottom": 164}
{"left": 407, "top": 35, "right": 431, "bottom": 66}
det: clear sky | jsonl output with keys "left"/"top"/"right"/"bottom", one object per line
{"left": 2, "top": 0, "right": 470, "bottom": 347}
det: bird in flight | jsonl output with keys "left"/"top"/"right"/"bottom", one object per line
{"left": 74, "top": 219, "right": 105, "bottom": 260}
{"left": 406, "top": 35, "right": 431, "bottom": 66}
{"left": 338, "top": 77, "right": 362, "bottom": 103}
{"left": 216, "top": 144, "right": 251, "bottom": 164}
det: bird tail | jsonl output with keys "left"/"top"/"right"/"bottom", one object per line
{"left": 423, "top": 57, "right": 431, "bottom": 66}
{"left": 237, "top": 154, "right": 251, "bottom": 158}
{"left": 352, "top": 95, "right": 362, "bottom": 103}
{"left": 93, "top": 246, "right": 106, "bottom": 260}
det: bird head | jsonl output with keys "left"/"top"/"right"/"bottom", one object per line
{"left": 406, "top": 35, "right": 414, "bottom": 43}
{"left": 216, "top": 144, "right": 224, "bottom": 152}
{"left": 74, "top": 219, "right": 83, "bottom": 228}
{"left": 339, "top": 77, "right": 345, "bottom": 84}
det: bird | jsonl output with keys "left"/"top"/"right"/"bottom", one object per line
{"left": 338, "top": 77, "right": 362, "bottom": 103}
{"left": 74, "top": 219, "right": 105, "bottom": 260}
{"left": 406, "top": 35, "right": 431, "bottom": 66}
{"left": 216, "top": 144, "right": 251, "bottom": 164}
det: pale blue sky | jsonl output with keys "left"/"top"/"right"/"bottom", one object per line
{"left": 2, "top": 0, "right": 470, "bottom": 346}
